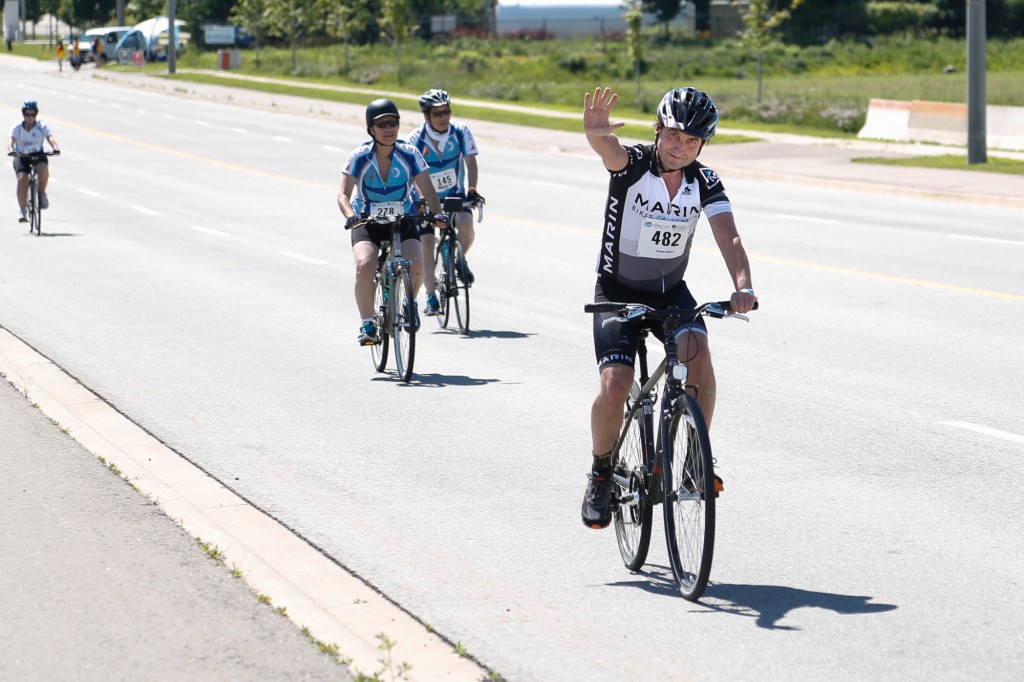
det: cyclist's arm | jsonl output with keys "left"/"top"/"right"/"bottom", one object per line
{"left": 6, "top": 134, "right": 15, "bottom": 155}
{"left": 583, "top": 87, "right": 628, "bottom": 172}
{"left": 337, "top": 173, "right": 357, "bottom": 219}
{"left": 707, "top": 211, "right": 757, "bottom": 313}
{"left": 464, "top": 154, "right": 479, "bottom": 193}
{"left": 413, "top": 170, "right": 443, "bottom": 215}
{"left": 46, "top": 134, "right": 60, "bottom": 152}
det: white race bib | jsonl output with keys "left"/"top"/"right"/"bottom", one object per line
{"left": 429, "top": 168, "right": 458, "bottom": 193}
{"left": 368, "top": 201, "right": 404, "bottom": 220}
{"left": 636, "top": 217, "right": 692, "bottom": 259}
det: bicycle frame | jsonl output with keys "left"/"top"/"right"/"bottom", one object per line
{"left": 376, "top": 221, "right": 412, "bottom": 336}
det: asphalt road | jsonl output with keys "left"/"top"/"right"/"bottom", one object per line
{"left": 2, "top": 58, "right": 1022, "bottom": 681}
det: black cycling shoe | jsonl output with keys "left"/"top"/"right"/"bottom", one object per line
{"left": 581, "top": 471, "right": 616, "bottom": 529}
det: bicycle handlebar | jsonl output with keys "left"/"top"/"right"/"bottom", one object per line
{"left": 9, "top": 150, "right": 59, "bottom": 158}
{"left": 344, "top": 212, "right": 434, "bottom": 231}
{"left": 584, "top": 299, "right": 759, "bottom": 321}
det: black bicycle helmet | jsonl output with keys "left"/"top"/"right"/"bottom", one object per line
{"left": 418, "top": 89, "right": 451, "bottom": 113}
{"left": 22, "top": 100, "right": 38, "bottom": 114}
{"left": 656, "top": 88, "right": 718, "bottom": 142}
{"left": 365, "top": 98, "right": 400, "bottom": 127}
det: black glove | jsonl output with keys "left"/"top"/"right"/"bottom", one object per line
{"left": 345, "top": 214, "right": 362, "bottom": 229}
{"left": 51, "top": 149, "right": 61, "bottom": 156}
{"left": 466, "top": 189, "right": 485, "bottom": 205}
{"left": 7, "top": 151, "right": 15, "bottom": 157}
{"left": 433, "top": 213, "right": 449, "bottom": 226}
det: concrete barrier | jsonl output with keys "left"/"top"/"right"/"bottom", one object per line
{"left": 859, "top": 98, "right": 1024, "bottom": 151}
{"left": 857, "top": 98, "right": 911, "bottom": 141}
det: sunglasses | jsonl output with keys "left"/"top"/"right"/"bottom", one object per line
{"left": 430, "top": 109, "right": 452, "bottom": 117}
{"left": 373, "top": 118, "right": 400, "bottom": 129}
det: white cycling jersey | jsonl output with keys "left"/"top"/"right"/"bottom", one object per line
{"left": 597, "top": 143, "right": 732, "bottom": 293}
{"left": 10, "top": 120, "right": 53, "bottom": 155}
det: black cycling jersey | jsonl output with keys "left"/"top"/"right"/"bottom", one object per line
{"left": 597, "top": 143, "right": 731, "bottom": 293}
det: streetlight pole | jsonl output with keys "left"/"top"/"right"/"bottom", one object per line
{"left": 966, "top": 0, "right": 986, "bottom": 164}
{"left": 168, "top": 0, "right": 176, "bottom": 74}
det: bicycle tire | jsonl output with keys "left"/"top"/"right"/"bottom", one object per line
{"left": 434, "top": 236, "right": 450, "bottom": 329}
{"left": 28, "top": 176, "right": 41, "bottom": 236}
{"left": 451, "top": 239, "right": 470, "bottom": 334}
{"left": 613, "top": 382, "right": 653, "bottom": 571}
{"left": 392, "top": 270, "right": 416, "bottom": 383}
{"left": 370, "top": 271, "right": 389, "bottom": 373}
{"left": 662, "top": 393, "right": 716, "bottom": 601}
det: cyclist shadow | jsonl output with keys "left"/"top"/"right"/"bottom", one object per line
{"left": 377, "top": 373, "right": 501, "bottom": 388}
{"left": 25, "top": 232, "right": 79, "bottom": 238}
{"left": 698, "top": 583, "right": 897, "bottom": 630}
{"left": 429, "top": 329, "right": 533, "bottom": 340}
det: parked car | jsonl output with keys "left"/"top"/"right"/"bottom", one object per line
{"left": 79, "top": 26, "right": 134, "bottom": 64}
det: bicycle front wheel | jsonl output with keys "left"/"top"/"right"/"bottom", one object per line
{"left": 370, "top": 272, "right": 389, "bottom": 373}
{"left": 662, "top": 393, "right": 716, "bottom": 601}
{"left": 392, "top": 270, "right": 416, "bottom": 383}
{"left": 433, "top": 237, "right": 450, "bottom": 329}
{"left": 451, "top": 240, "right": 470, "bottom": 334}
{"left": 29, "top": 178, "right": 41, "bottom": 236}
{"left": 613, "top": 382, "right": 653, "bottom": 571}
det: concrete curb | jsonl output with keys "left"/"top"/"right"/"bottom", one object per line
{"left": 0, "top": 327, "right": 489, "bottom": 682}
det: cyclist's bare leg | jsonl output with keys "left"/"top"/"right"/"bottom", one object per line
{"left": 420, "top": 233, "right": 436, "bottom": 293}
{"left": 678, "top": 330, "right": 716, "bottom": 430}
{"left": 591, "top": 364, "right": 635, "bottom": 456}
{"left": 15, "top": 173, "right": 28, "bottom": 211}
{"left": 458, "top": 210, "right": 476, "bottom": 252}
{"left": 37, "top": 164, "right": 49, "bottom": 194}
{"left": 401, "top": 238, "right": 424, "bottom": 296}
{"left": 352, "top": 242, "right": 379, "bottom": 318}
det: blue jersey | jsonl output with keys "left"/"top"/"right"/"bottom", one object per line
{"left": 343, "top": 140, "right": 429, "bottom": 217}
{"left": 406, "top": 121, "right": 478, "bottom": 200}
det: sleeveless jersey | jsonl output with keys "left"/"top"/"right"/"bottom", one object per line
{"left": 343, "top": 140, "right": 429, "bottom": 218}
{"left": 10, "top": 121, "right": 53, "bottom": 155}
{"left": 405, "top": 122, "right": 478, "bottom": 200}
{"left": 597, "top": 143, "right": 732, "bottom": 293}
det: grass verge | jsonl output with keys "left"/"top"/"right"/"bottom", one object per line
{"left": 852, "top": 154, "right": 1024, "bottom": 176}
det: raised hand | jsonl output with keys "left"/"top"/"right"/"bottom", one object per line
{"left": 583, "top": 87, "right": 625, "bottom": 138}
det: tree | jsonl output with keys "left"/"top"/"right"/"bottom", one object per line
{"left": 735, "top": 0, "right": 805, "bottom": 102}
{"left": 642, "top": 0, "right": 682, "bottom": 38}
{"left": 624, "top": 0, "right": 644, "bottom": 109}
{"left": 230, "top": 0, "right": 269, "bottom": 66}
{"left": 380, "top": 0, "right": 415, "bottom": 84}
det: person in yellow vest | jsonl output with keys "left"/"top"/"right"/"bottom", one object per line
{"left": 71, "top": 38, "right": 81, "bottom": 70}
{"left": 56, "top": 39, "right": 65, "bottom": 72}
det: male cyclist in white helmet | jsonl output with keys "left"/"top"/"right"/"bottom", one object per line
{"left": 406, "top": 88, "right": 482, "bottom": 316}
{"left": 7, "top": 100, "right": 60, "bottom": 223}
{"left": 580, "top": 86, "right": 757, "bottom": 530}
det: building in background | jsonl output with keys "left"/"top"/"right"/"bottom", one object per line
{"left": 496, "top": 1, "right": 696, "bottom": 39}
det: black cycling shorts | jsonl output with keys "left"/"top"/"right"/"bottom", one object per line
{"left": 12, "top": 154, "right": 47, "bottom": 175}
{"left": 593, "top": 277, "right": 708, "bottom": 371}
{"left": 350, "top": 220, "right": 420, "bottom": 248}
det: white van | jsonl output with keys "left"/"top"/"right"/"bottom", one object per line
{"left": 80, "top": 26, "right": 134, "bottom": 64}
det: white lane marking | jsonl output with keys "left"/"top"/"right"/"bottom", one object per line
{"left": 941, "top": 421, "right": 1024, "bottom": 444}
{"left": 281, "top": 251, "right": 331, "bottom": 265}
{"left": 195, "top": 120, "right": 209, "bottom": 126}
{"left": 162, "top": 114, "right": 175, "bottom": 120}
{"left": 109, "top": 103, "right": 122, "bottom": 109}
{"left": 323, "top": 145, "right": 347, "bottom": 153}
{"left": 532, "top": 180, "right": 570, "bottom": 189}
{"left": 192, "top": 225, "right": 230, "bottom": 237}
{"left": 232, "top": 127, "right": 248, "bottom": 134}
{"left": 135, "top": 108, "right": 147, "bottom": 114}
{"left": 273, "top": 135, "right": 293, "bottom": 143}
{"left": 78, "top": 188, "right": 103, "bottom": 197}
{"left": 774, "top": 213, "right": 840, "bottom": 225}
{"left": 131, "top": 205, "right": 160, "bottom": 216}
{"left": 948, "top": 234, "right": 1024, "bottom": 247}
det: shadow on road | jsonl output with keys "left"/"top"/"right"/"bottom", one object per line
{"left": 433, "top": 328, "right": 533, "bottom": 340}
{"left": 700, "top": 583, "right": 898, "bottom": 629}
{"left": 372, "top": 372, "right": 502, "bottom": 387}
{"left": 26, "top": 232, "right": 79, "bottom": 238}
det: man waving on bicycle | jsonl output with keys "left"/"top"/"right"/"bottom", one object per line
{"left": 581, "top": 86, "right": 757, "bottom": 529}
{"left": 8, "top": 100, "right": 60, "bottom": 223}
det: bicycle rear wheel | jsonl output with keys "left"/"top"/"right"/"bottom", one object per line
{"left": 613, "top": 382, "right": 653, "bottom": 571}
{"left": 662, "top": 393, "right": 716, "bottom": 601}
{"left": 370, "top": 272, "right": 389, "bottom": 373}
{"left": 28, "top": 177, "right": 41, "bottom": 236}
{"left": 392, "top": 270, "right": 416, "bottom": 383}
{"left": 450, "top": 240, "right": 470, "bottom": 334}
{"left": 433, "top": 237, "right": 450, "bottom": 329}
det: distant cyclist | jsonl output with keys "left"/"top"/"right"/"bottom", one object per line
{"left": 7, "top": 100, "right": 60, "bottom": 223}
{"left": 407, "top": 89, "right": 482, "bottom": 317}
{"left": 337, "top": 98, "right": 447, "bottom": 345}
{"left": 580, "top": 86, "right": 757, "bottom": 530}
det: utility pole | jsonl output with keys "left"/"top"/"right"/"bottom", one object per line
{"left": 966, "top": 0, "right": 986, "bottom": 164}
{"left": 168, "top": 0, "right": 176, "bottom": 74}
{"left": 117, "top": 0, "right": 125, "bottom": 27}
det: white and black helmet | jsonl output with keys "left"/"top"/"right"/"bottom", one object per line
{"left": 656, "top": 87, "right": 718, "bottom": 142}
{"left": 419, "top": 89, "right": 451, "bottom": 113}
